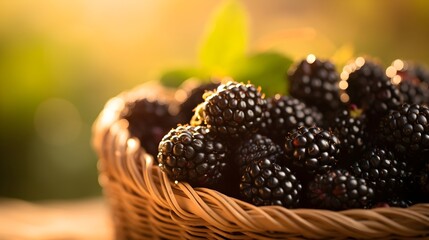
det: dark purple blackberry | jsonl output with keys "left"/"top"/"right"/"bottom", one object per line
{"left": 191, "top": 81, "right": 267, "bottom": 139}
{"left": 418, "top": 159, "right": 429, "bottom": 200}
{"left": 387, "top": 59, "right": 429, "bottom": 105}
{"left": 340, "top": 57, "right": 385, "bottom": 107}
{"left": 239, "top": 158, "right": 302, "bottom": 208}
{"left": 262, "top": 95, "right": 322, "bottom": 143}
{"left": 415, "top": 64, "right": 429, "bottom": 85}
{"left": 307, "top": 169, "right": 374, "bottom": 210}
{"left": 341, "top": 57, "right": 402, "bottom": 123}
{"left": 178, "top": 81, "right": 220, "bottom": 122}
{"left": 331, "top": 106, "right": 367, "bottom": 158}
{"left": 157, "top": 125, "right": 228, "bottom": 187}
{"left": 288, "top": 55, "right": 341, "bottom": 113}
{"left": 350, "top": 147, "right": 407, "bottom": 200}
{"left": 378, "top": 104, "right": 429, "bottom": 155}
{"left": 121, "top": 98, "right": 179, "bottom": 158}
{"left": 235, "top": 134, "right": 283, "bottom": 172}
{"left": 284, "top": 126, "right": 340, "bottom": 175}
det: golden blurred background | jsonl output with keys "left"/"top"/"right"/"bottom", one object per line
{"left": 1, "top": 0, "right": 429, "bottom": 201}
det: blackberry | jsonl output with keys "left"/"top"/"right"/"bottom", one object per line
{"left": 284, "top": 126, "right": 340, "bottom": 175}
{"left": 307, "top": 169, "right": 374, "bottom": 210}
{"left": 350, "top": 147, "right": 407, "bottom": 200}
{"left": 418, "top": 159, "right": 429, "bottom": 200}
{"left": 178, "top": 80, "right": 220, "bottom": 122}
{"left": 341, "top": 57, "right": 384, "bottom": 107}
{"left": 415, "top": 64, "right": 429, "bottom": 85}
{"left": 239, "top": 158, "right": 302, "bottom": 208}
{"left": 191, "top": 81, "right": 267, "bottom": 139}
{"left": 387, "top": 59, "right": 429, "bottom": 105}
{"left": 235, "top": 134, "right": 283, "bottom": 172}
{"left": 378, "top": 103, "right": 429, "bottom": 155}
{"left": 121, "top": 98, "right": 179, "bottom": 158}
{"left": 262, "top": 95, "right": 322, "bottom": 143}
{"left": 331, "top": 106, "right": 367, "bottom": 158}
{"left": 157, "top": 125, "right": 228, "bottom": 187}
{"left": 341, "top": 57, "right": 401, "bottom": 123}
{"left": 288, "top": 55, "right": 341, "bottom": 113}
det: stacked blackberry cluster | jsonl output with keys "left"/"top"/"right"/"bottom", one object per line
{"left": 125, "top": 56, "right": 429, "bottom": 210}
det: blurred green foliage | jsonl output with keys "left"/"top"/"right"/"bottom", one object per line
{"left": 231, "top": 52, "right": 292, "bottom": 96}
{"left": 198, "top": 0, "right": 249, "bottom": 74}
{"left": 0, "top": 28, "right": 104, "bottom": 200}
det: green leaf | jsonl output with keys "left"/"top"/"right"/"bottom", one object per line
{"left": 159, "top": 67, "right": 208, "bottom": 88}
{"left": 231, "top": 51, "right": 293, "bottom": 97}
{"left": 198, "top": 0, "right": 248, "bottom": 74}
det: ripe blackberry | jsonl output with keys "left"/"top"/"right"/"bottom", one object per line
{"left": 341, "top": 57, "right": 401, "bottom": 123}
{"left": 178, "top": 80, "right": 220, "bottom": 122}
{"left": 378, "top": 104, "right": 429, "bottom": 155}
{"left": 350, "top": 147, "right": 407, "bottom": 200}
{"left": 191, "top": 81, "right": 266, "bottom": 139}
{"left": 415, "top": 64, "right": 429, "bottom": 85}
{"left": 341, "top": 57, "right": 384, "bottom": 107}
{"left": 417, "top": 159, "right": 429, "bottom": 200}
{"left": 288, "top": 55, "right": 341, "bottom": 113}
{"left": 239, "top": 158, "right": 302, "bottom": 208}
{"left": 284, "top": 126, "right": 340, "bottom": 175}
{"left": 157, "top": 125, "right": 228, "bottom": 187}
{"left": 235, "top": 134, "right": 283, "bottom": 172}
{"left": 121, "top": 98, "right": 179, "bottom": 158}
{"left": 307, "top": 169, "right": 374, "bottom": 210}
{"left": 387, "top": 59, "right": 429, "bottom": 105}
{"left": 262, "top": 95, "right": 322, "bottom": 143}
{"left": 331, "top": 106, "right": 367, "bottom": 158}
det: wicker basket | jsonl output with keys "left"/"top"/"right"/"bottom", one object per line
{"left": 92, "top": 84, "right": 429, "bottom": 239}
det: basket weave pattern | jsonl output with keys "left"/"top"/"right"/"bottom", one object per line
{"left": 93, "top": 86, "right": 429, "bottom": 239}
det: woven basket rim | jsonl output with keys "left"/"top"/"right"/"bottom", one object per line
{"left": 92, "top": 83, "right": 429, "bottom": 239}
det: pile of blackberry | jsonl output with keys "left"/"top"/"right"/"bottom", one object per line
{"left": 127, "top": 56, "right": 429, "bottom": 210}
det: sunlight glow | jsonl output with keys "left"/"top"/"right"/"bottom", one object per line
{"left": 306, "top": 54, "right": 316, "bottom": 64}
{"left": 386, "top": 66, "right": 397, "bottom": 78}
{"left": 340, "top": 93, "right": 350, "bottom": 103}
{"left": 393, "top": 59, "right": 404, "bottom": 70}
{"left": 338, "top": 80, "right": 348, "bottom": 90}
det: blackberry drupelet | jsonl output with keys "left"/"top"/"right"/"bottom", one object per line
{"left": 331, "top": 106, "right": 367, "bottom": 158}
{"left": 350, "top": 147, "right": 407, "bottom": 200}
{"left": 239, "top": 158, "right": 302, "bottom": 208}
{"left": 157, "top": 125, "right": 228, "bottom": 187}
{"left": 284, "top": 126, "right": 340, "bottom": 175}
{"left": 387, "top": 59, "right": 429, "bottom": 105}
{"left": 121, "top": 98, "right": 179, "bottom": 158}
{"left": 288, "top": 55, "right": 341, "bottom": 113}
{"left": 262, "top": 95, "right": 322, "bottom": 143}
{"left": 307, "top": 169, "right": 374, "bottom": 210}
{"left": 418, "top": 159, "right": 429, "bottom": 200}
{"left": 378, "top": 103, "right": 429, "bottom": 155}
{"left": 191, "top": 81, "right": 267, "bottom": 139}
{"left": 415, "top": 64, "right": 429, "bottom": 85}
{"left": 179, "top": 81, "right": 220, "bottom": 122}
{"left": 341, "top": 57, "right": 401, "bottom": 123}
{"left": 236, "top": 134, "right": 283, "bottom": 172}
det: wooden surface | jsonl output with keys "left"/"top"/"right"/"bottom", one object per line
{"left": 0, "top": 198, "right": 113, "bottom": 240}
